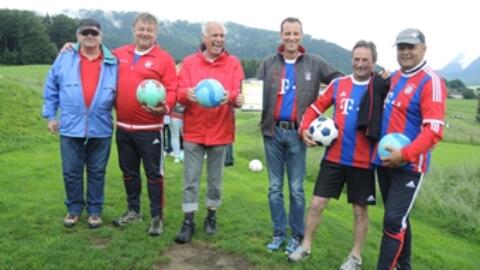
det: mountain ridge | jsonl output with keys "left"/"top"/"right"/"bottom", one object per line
{"left": 71, "top": 9, "right": 354, "bottom": 74}
{"left": 439, "top": 56, "right": 480, "bottom": 85}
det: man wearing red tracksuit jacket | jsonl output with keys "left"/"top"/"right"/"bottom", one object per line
{"left": 174, "top": 21, "right": 245, "bottom": 244}
{"left": 111, "top": 12, "right": 178, "bottom": 236}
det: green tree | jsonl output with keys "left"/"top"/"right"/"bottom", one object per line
{"left": 0, "top": 9, "right": 56, "bottom": 64}
{"left": 45, "top": 14, "right": 78, "bottom": 50}
{"left": 241, "top": 59, "right": 260, "bottom": 79}
{"left": 461, "top": 88, "right": 476, "bottom": 99}
{"left": 446, "top": 79, "right": 467, "bottom": 90}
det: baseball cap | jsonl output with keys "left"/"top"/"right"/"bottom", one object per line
{"left": 77, "top": 18, "right": 101, "bottom": 33}
{"left": 395, "top": 28, "right": 425, "bottom": 45}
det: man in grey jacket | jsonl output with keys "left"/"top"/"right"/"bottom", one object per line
{"left": 256, "top": 17, "right": 341, "bottom": 254}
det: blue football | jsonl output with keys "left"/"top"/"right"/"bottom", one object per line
{"left": 194, "top": 79, "right": 225, "bottom": 108}
{"left": 378, "top": 133, "right": 411, "bottom": 158}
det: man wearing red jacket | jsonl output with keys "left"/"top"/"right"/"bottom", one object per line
{"left": 112, "top": 12, "right": 178, "bottom": 236}
{"left": 174, "top": 21, "right": 244, "bottom": 244}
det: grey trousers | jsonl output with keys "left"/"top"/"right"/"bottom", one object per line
{"left": 182, "top": 142, "right": 227, "bottom": 212}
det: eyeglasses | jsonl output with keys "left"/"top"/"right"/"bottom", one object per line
{"left": 80, "top": 29, "right": 100, "bottom": 36}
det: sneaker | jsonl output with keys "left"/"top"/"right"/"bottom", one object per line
{"left": 174, "top": 219, "right": 195, "bottom": 244}
{"left": 288, "top": 245, "right": 311, "bottom": 262}
{"left": 339, "top": 255, "right": 362, "bottom": 270}
{"left": 87, "top": 215, "right": 102, "bottom": 229}
{"left": 266, "top": 236, "right": 286, "bottom": 252}
{"left": 63, "top": 213, "right": 79, "bottom": 228}
{"left": 204, "top": 216, "right": 217, "bottom": 235}
{"left": 148, "top": 215, "right": 164, "bottom": 236}
{"left": 285, "top": 236, "right": 302, "bottom": 255}
{"left": 112, "top": 210, "right": 142, "bottom": 226}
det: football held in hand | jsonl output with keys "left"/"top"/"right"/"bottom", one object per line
{"left": 136, "top": 79, "right": 166, "bottom": 108}
{"left": 194, "top": 78, "right": 225, "bottom": 108}
{"left": 308, "top": 116, "right": 339, "bottom": 146}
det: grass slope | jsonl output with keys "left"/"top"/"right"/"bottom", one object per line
{"left": 0, "top": 65, "right": 478, "bottom": 269}
{"left": 0, "top": 70, "right": 56, "bottom": 154}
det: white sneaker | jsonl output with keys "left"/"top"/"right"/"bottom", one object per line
{"left": 287, "top": 245, "right": 311, "bottom": 262}
{"left": 339, "top": 255, "right": 362, "bottom": 270}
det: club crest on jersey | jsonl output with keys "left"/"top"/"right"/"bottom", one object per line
{"left": 144, "top": 60, "right": 154, "bottom": 68}
{"left": 404, "top": 84, "right": 415, "bottom": 94}
{"left": 304, "top": 71, "right": 312, "bottom": 81}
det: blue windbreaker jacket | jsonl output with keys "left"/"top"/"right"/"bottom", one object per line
{"left": 42, "top": 44, "right": 118, "bottom": 138}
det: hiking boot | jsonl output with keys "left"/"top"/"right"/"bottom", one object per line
{"left": 266, "top": 235, "right": 286, "bottom": 252}
{"left": 174, "top": 219, "right": 195, "bottom": 244}
{"left": 288, "top": 245, "right": 311, "bottom": 262}
{"left": 204, "top": 216, "right": 217, "bottom": 235}
{"left": 148, "top": 215, "right": 164, "bottom": 236}
{"left": 63, "top": 213, "right": 79, "bottom": 228}
{"left": 112, "top": 210, "right": 142, "bottom": 226}
{"left": 339, "top": 255, "right": 362, "bottom": 270}
{"left": 285, "top": 236, "right": 302, "bottom": 255}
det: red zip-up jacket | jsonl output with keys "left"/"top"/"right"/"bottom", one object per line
{"left": 178, "top": 50, "right": 244, "bottom": 145}
{"left": 114, "top": 44, "right": 178, "bottom": 131}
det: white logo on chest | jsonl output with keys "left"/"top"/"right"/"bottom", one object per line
{"left": 144, "top": 60, "right": 153, "bottom": 68}
{"left": 339, "top": 98, "right": 354, "bottom": 115}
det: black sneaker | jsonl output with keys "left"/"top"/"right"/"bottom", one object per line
{"left": 174, "top": 220, "right": 195, "bottom": 244}
{"left": 204, "top": 216, "right": 217, "bottom": 235}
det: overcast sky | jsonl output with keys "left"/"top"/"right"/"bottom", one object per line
{"left": 2, "top": 0, "right": 478, "bottom": 70}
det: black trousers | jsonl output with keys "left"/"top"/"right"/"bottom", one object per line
{"left": 163, "top": 124, "right": 172, "bottom": 153}
{"left": 377, "top": 167, "right": 423, "bottom": 270}
{"left": 116, "top": 128, "right": 165, "bottom": 218}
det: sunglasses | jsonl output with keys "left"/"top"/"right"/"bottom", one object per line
{"left": 80, "top": 29, "right": 100, "bottom": 36}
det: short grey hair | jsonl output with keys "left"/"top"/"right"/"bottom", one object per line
{"left": 201, "top": 21, "right": 228, "bottom": 35}
{"left": 132, "top": 12, "right": 158, "bottom": 28}
{"left": 352, "top": 40, "right": 377, "bottom": 63}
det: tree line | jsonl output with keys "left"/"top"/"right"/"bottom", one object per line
{"left": 0, "top": 9, "right": 260, "bottom": 76}
{"left": 0, "top": 9, "right": 77, "bottom": 64}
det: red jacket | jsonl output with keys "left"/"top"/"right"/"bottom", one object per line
{"left": 178, "top": 50, "right": 244, "bottom": 145}
{"left": 114, "top": 44, "right": 178, "bottom": 131}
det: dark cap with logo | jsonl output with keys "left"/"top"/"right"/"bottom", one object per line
{"left": 395, "top": 28, "right": 425, "bottom": 45}
{"left": 77, "top": 18, "right": 101, "bottom": 32}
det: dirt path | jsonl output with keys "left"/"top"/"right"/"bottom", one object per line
{"left": 155, "top": 242, "right": 255, "bottom": 270}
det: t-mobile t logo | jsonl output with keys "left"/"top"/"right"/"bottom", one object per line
{"left": 339, "top": 98, "right": 354, "bottom": 115}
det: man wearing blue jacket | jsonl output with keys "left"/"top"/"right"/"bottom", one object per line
{"left": 42, "top": 19, "right": 118, "bottom": 229}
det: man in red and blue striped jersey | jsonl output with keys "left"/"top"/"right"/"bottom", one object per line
{"left": 288, "top": 41, "right": 387, "bottom": 270}
{"left": 373, "top": 28, "right": 446, "bottom": 270}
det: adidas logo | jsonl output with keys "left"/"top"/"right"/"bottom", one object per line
{"left": 152, "top": 138, "right": 161, "bottom": 144}
{"left": 405, "top": 181, "right": 416, "bottom": 189}
{"left": 367, "top": 195, "right": 376, "bottom": 202}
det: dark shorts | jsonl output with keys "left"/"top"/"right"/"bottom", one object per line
{"left": 313, "top": 160, "right": 376, "bottom": 205}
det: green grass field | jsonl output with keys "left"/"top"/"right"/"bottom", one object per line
{"left": 0, "top": 65, "right": 479, "bottom": 269}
